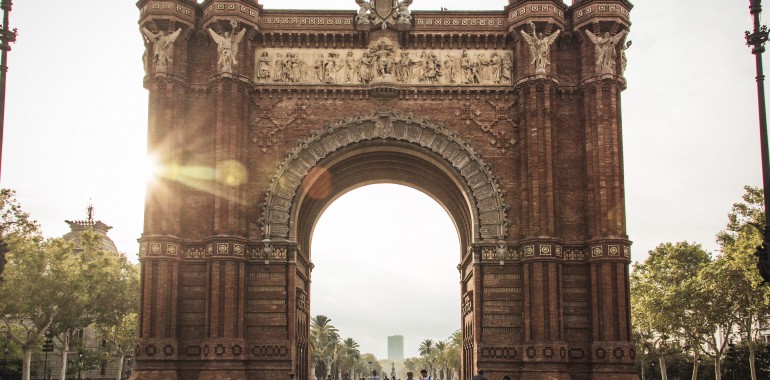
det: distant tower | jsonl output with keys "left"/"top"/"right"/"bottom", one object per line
{"left": 387, "top": 335, "right": 404, "bottom": 361}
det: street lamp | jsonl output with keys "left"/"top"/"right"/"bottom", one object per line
{"left": 125, "top": 356, "right": 132, "bottom": 378}
{"left": 746, "top": 0, "right": 770, "bottom": 284}
{"left": 42, "top": 331, "right": 53, "bottom": 380}
{"left": 0, "top": 0, "right": 16, "bottom": 182}
{"left": 78, "top": 352, "right": 83, "bottom": 380}
{"left": 0, "top": 0, "right": 15, "bottom": 283}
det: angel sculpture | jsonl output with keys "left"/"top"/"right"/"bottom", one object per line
{"left": 356, "top": 0, "right": 372, "bottom": 24}
{"left": 585, "top": 30, "right": 627, "bottom": 75}
{"left": 519, "top": 22, "right": 561, "bottom": 75}
{"left": 141, "top": 27, "right": 182, "bottom": 74}
{"left": 208, "top": 21, "right": 247, "bottom": 74}
{"left": 396, "top": 1, "right": 412, "bottom": 24}
{"left": 621, "top": 40, "right": 632, "bottom": 77}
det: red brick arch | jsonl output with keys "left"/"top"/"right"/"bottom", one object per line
{"left": 261, "top": 111, "right": 509, "bottom": 247}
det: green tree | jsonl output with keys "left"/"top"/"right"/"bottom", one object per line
{"left": 94, "top": 257, "right": 139, "bottom": 380}
{"left": 687, "top": 260, "right": 736, "bottom": 380}
{"left": 339, "top": 338, "right": 361, "bottom": 379}
{"left": 0, "top": 227, "right": 136, "bottom": 380}
{"left": 433, "top": 340, "right": 448, "bottom": 380}
{"left": 418, "top": 339, "right": 435, "bottom": 378}
{"left": 0, "top": 235, "right": 71, "bottom": 380}
{"left": 311, "top": 315, "right": 340, "bottom": 378}
{"left": 48, "top": 230, "right": 134, "bottom": 380}
{"left": 715, "top": 185, "right": 770, "bottom": 380}
{"left": 403, "top": 357, "right": 419, "bottom": 375}
{"left": 0, "top": 189, "right": 41, "bottom": 281}
{"left": 631, "top": 242, "right": 712, "bottom": 380}
{"left": 444, "top": 330, "right": 461, "bottom": 380}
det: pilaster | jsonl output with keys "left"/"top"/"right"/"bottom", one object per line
{"left": 209, "top": 76, "right": 251, "bottom": 236}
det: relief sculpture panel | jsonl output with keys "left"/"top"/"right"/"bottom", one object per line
{"left": 253, "top": 46, "right": 513, "bottom": 86}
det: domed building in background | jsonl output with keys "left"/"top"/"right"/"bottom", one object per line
{"left": 63, "top": 204, "right": 118, "bottom": 254}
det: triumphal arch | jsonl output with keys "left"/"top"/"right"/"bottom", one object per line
{"left": 134, "top": 0, "right": 635, "bottom": 379}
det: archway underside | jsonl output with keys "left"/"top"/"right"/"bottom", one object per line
{"left": 295, "top": 142, "right": 474, "bottom": 259}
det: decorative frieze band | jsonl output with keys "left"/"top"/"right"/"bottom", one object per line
{"left": 139, "top": 0, "right": 196, "bottom": 25}
{"left": 138, "top": 240, "right": 295, "bottom": 262}
{"left": 415, "top": 17, "right": 506, "bottom": 28}
{"left": 476, "top": 241, "right": 630, "bottom": 263}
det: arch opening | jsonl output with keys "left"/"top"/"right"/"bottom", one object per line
{"left": 310, "top": 184, "right": 461, "bottom": 360}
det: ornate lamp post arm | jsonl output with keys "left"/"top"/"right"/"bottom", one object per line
{"left": 747, "top": 0, "right": 770, "bottom": 284}
{"left": 0, "top": 0, "right": 16, "bottom": 182}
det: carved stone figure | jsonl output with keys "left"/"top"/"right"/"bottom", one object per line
{"left": 314, "top": 53, "right": 326, "bottom": 82}
{"left": 460, "top": 50, "right": 480, "bottom": 84}
{"left": 520, "top": 22, "right": 561, "bottom": 75}
{"left": 444, "top": 54, "right": 458, "bottom": 83}
{"left": 487, "top": 52, "right": 502, "bottom": 84}
{"left": 356, "top": 0, "right": 372, "bottom": 24}
{"left": 421, "top": 53, "right": 441, "bottom": 84}
{"left": 343, "top": 51, "right": 359, "bottom": 83}
{"left": 621, "top": 40, "right": 632, "bottom": 77}
{"left": 396, "top": 1, "right": 411, "bottom": 24}
{"left": 273, "top": 53, "right": 284, "bottom": 82}
{"left": 396, "top": 52, "right": 416, "bottom": 83}
{"left": 256, "top": 51, "right": 271, "bottom": 82}
{"left": 141, "top": 27, "right": 182, "bottom": 74}
{"left": 326, "top": 52, "right": 340, "bottom": 83}
{"left": 477, "top": 53, "right": 489, "bottom": 82}
{"left": 585, "top": 30, "right": 627, "bottom": 75}
{"left": 288, "top": 53, "right": 303, "bottom": 82}
{"left": 370, "top": 40, "right": 395, "bottom": 78}
{"left": 208, "top": 22, "right": 247, "bottom": 74}
{"left": 501, "top": 52, "right": 513, "bottom": 84}
{"left": 359, "top": 52, "right": 375, "bottom": 83}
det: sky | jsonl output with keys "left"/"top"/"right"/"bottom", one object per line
{"left": 0, "top": 0, "right": 765, "bottom": 360}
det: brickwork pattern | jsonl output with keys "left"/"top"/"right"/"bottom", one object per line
{"left": 133, "top": 0, "right": 637, "bottom": 379}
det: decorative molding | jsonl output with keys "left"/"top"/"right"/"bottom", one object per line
{"left": 564, "top": 249, "right": 586, "bottom": 261}
{"left": 261, "top": 111, "right": 509, "bottom": 241}
{"left": 416, "top": 17, "right": 505, "bottom": 28}
{"left": 263, "top": 17, "right": 351, "bottom": 26}
{"left": 250, "top": 98, "right": 310, "bottom": 152}
{"left": 454, "top": 101, "right": 517, "bottom": 153}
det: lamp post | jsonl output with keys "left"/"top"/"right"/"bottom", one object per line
{"left": 78, "top": 352, "right": 83, "bottom": 380}
{"left": 0, "top": 0, "right": 16, "bottom": 182}
{"left": 41, "top": 331, "right": 53, "bottom": 380}
{"left": 746, "top": 0, "right": 770, "bottom": 283}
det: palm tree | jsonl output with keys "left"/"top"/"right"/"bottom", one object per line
{"left": 311, "top": 315, "right": 340, "bottom": 378}
{"left": 340, "top": 338, "right": 361, "bottom": 379}
{"left": 445, "top": 331, "right": 461, "bottom": 380}
{"left": 434, "top": 341, "right": 448, "bottom": 380}
{"left": 418, "top": 339, "right": 435, "bottom": 378}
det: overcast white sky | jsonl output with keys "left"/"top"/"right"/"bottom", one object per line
{"left": 0, "top": 0, "right": 763, "bottom": 359}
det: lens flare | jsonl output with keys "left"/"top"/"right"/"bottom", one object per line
{"left": 216, "top": 160, "right": 248, "bottom": 187}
